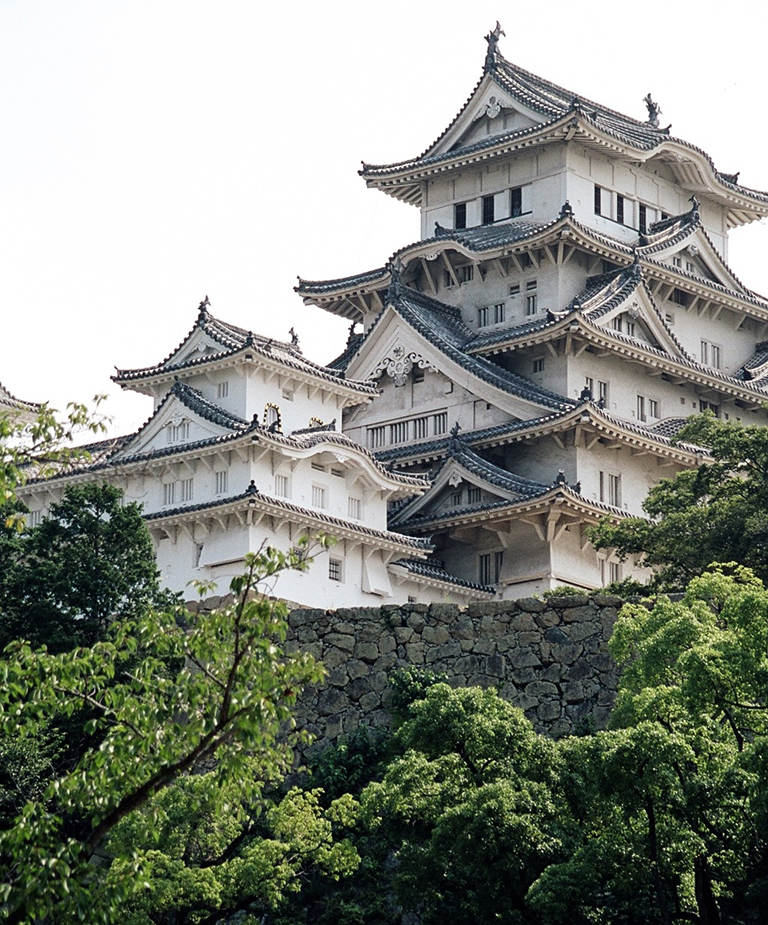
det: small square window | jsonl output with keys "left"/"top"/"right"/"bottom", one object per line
{"left": 312, "top": 485, "right": 327, "bottom": 509}
{"left": 458, "top": 265, "right": 474, "bottom": 283}
{"left": 532, "top": 357, "right": 545, "bottom": 374}
{"left": 328, "top": 558, "right": 342, "bottom": 582}
{"left": 217, "top": 381, "right": 229, "bottom": 399}
{"left": 348, "top": 497, "right": 362, "bottom": 520}
{"left": 274, "top": 473, "right": 288, "bottom": 497}
{"left": 468, "top": 487, "right": 481, "bottom": 504}
{"left": 451, "top": 490, "right": 463, "bottom": 507}
{"left": 509, "top": 283, "right": 520, "bottom": 296}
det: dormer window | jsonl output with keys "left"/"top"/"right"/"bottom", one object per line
{"left": 263, "top": 403, "right": 281, "bottom": 432}
{"left": 454, "top": 202, "right": 467, "bottom": 229}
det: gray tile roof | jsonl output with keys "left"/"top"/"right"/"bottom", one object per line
{"left": 391, "top": 557, "right": 495, "bottom": 594}
{"left": 377, "top": 400, "right": 705, "bottom": 467}
{"left": 360, "top": 50, "right": 768, "bottom": 207}
{"left": 145, "top": 488, "right": 433, "bottom": 552}
{"left": 740, "top": 342, "right": 768, "bottom": 382}
{"left": 390, "top": 438, "right": 550, "bottom": 529}
{"left": 0, "top": 380, "right": 41, "bottom": 415}
{"left": 113, "top": 308, "right": 378, "bottom": 397}
{"left": 360, "top": 284, "right": 575, "bottom": 412}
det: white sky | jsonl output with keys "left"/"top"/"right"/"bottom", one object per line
{"left": 3, "top": 0, "right": 768, "bottom": 437}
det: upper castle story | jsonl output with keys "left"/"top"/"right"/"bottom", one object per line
{"left": 360, "top": 24, "right": 768, "bottom": 263}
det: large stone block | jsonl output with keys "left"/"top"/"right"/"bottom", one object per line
{"left": 562, "top": 604, "right": 598, "bottom": 623}
{"left": 325, "top": 632, "right": 355, "bottom": 652}
{"left": 317, "top": 687, "right": 347, "bottom": 716}
{"left": 355, "top": 642, "right": 380, "bottom": 663}
{"left": 429, "top": 603, "right": 462, "bottom": 623}
{"left": 516, "top": 597, "right": 547, "bottom": 613}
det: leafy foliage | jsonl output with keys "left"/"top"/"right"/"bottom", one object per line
{"left": 590, "top": 414, "right": 768, "bottom": 590}
{"left": 0, "top": 483, "right": 174, "bottom": 652}
{"left": 0, "top": 398, "right": 107, "bottom": 510}
{"left": 0, "top": 546, "right": 329, "bottom": 924}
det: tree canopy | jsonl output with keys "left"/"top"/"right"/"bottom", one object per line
{"left": 590, "top": 413, "right": 768, "bottom": 590}
{"left": 0, "top": 483, "right": 173, "bottom": 652}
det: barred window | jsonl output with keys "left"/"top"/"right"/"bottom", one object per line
{"left": 454, "top": 202, "right": 467, "bottom": 229}
{"left": 494, "top": 302, "right": 505, "bottom": 324}
{"left": 312, "top": 485, "right": 327, "bottom": 509}
{"left": 477, "top": 306, "right": 490, "bottom": 328}
{"left": 167, "top": 422, "right": 190, "bottom": 444}
{"left": 274, "top": 473, "right": 288, "bottom": 497}
{"left": 413, "top": 416, "right": 430, "bottom": 440}
{"left": 390, "top": 421, "right": 408, "bottom": 444}
{"left": 217, "top": 381, "right": 229, "bottom": 398}
{"left": 179, "top": 478, "right": 194, "bottom": 502}
{"left": 348, "top": 497, "right": 362, "bottom": 520}
{"left": 468, "top": 487, "right": 481, "bottom": 504}
{"left": 163, "top": 482, "right": 176, "bottom": 506}
{"left": 368, "top": 425, "right": 387, "bottom": 449}
{"left": 433, "top": 412, "right": 448, "bottom": 435}
{"left": 328, "top": 558, "right": 342, "bottom": 582}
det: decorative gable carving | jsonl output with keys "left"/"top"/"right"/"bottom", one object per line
{"left": 373, "top": 347, "right": 437, "bottom": 387}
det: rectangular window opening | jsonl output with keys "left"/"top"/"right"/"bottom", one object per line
{"left": 482, "top": 195, "right": 495, "bottom": 225}
{"left": 454, "top": 202, "right": 467, "bottom": 229}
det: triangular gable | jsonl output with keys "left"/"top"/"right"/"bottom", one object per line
{"left": 347, "top": 300, "right": 569, "bottom": 420}
{"left": 656, "top": 228, "right": 749, "bottom": 294}
{"left": 109, "top": 385, "right": 245, "bottom": 462}
{"left": 431, "top": 72, "right": 544, "bottom": 157}
{"left": 582, "top": 273, "right": 687, "bottom": 360}
{"left": 391, "top": 446, "right": 547, "bottom": 527}
{"left": 162, "top": 324, "right": 236, "bottom": 370}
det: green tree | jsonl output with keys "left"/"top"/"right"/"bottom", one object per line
{"left": 362, "top": 685, "right": 565, "bottom": 925}
{"left": 590, "top": 414, "right": 768, "bottom": 590}
{"left": 0, "top": 545, "right": 331, "bottom": 924}
{"left": 1, "top": 398, "right": 107, "bottom": 508}
{"left": 0, "top": 483, "right": 173, "bottom": 652}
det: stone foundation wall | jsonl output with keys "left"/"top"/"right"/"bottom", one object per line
{"left": 281, "top": 592, "right": 625, "bottom": 743}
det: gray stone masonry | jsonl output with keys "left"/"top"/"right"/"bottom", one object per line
{"left": 189, "top": 591, "right": 627, "bottom": 744}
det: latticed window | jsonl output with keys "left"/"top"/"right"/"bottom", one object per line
{"left": 312, "top": 485, "right": 327, "bottom": 509}
{"left": 413, "top": 416, "right": 430, "bottom": 440}
{"left": 390, "top": 421, "right": 408, "bottom": 444}
{"left": 458, "top": 265, "right": 474, "bottom": 283}
{"left": 179, "top": 478, "right": 194, "bottom": 502}
{"left": 217, "top": 381, "right": 229, "bottom": 398}
{"left": 468, "top": 487, "right": 481, "bottom": 504}
{"left": 274, "top": 473, "right": 288, "bottom": 497}
{"left": 368, "top": 426, "right": 386, "bottom": 449}
{"left": 215, "top": 470, "right": 228, "bottom": 495}
{"left": 433, "top": 412, "right": 448, "bottom": 435}
{"left": 328, "top": 558, "right": 342, "bottom": 582}
{"left": 167, "top": 421, "right": 190, "bottom": 444}
{"left": 494, "top": 303, "right": 505, "bottom": 324}
{"left": 163, "top": 483, "right": 176, "bottom": 506}
{"left": 477, "top": 306, "right": 489, "bottom": 328}
{"left": 348, "top": 497, "right": 362, "bottom": 520}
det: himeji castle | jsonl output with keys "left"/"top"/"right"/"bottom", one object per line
{"left": 17, "top": 26, "right": 768, "bottom": 602}
{"left": 296, "top": 24, "right": 768, "bottom": 596}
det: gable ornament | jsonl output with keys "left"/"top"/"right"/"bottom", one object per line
{"left": 373, "top": 348, "right": 437, "bottom": 387}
